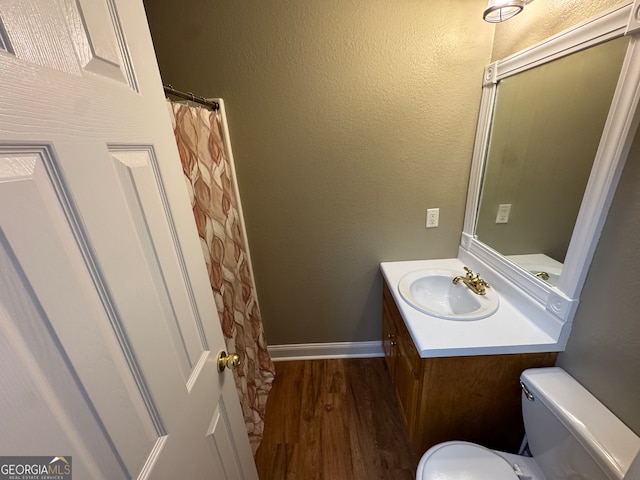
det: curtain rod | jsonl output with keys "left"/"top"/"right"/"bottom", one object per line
{"left": 163, "top": 84, "right": 219, "bottom": 111}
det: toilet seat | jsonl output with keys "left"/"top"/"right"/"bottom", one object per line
{"left": 417, "top": 441, "right": 519, "bottom": 480}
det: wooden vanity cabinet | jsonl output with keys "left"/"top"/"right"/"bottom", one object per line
{"left": 382, "top": 283, "right": 557, "bottom": 455}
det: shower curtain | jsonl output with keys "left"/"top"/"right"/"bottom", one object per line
{"left": 167, "top": 100, "right": 275, "bottom": 453}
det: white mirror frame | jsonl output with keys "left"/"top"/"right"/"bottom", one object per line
{"left": 460, "top": 0, "right": 640, "bottom": 325}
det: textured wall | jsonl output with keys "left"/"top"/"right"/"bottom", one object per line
{"left": 490, "top": 0, "right": 640, "bottom": 436}
{"left": 556, "top": 132, "right": 640, "bottom": 436}
{"left": 143, "top": 0, "right": 494, "bottom": 344}
{"left": 490, "top": 0, "right": 623, "bottom": 61}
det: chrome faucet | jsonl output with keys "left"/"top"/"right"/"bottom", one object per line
{"left": 452, "top": 266, "right": 490, "bottom": 296}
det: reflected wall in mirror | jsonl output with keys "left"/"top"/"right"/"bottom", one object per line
{"left": 475, "top": 36, "right": 629, "bottom": 281}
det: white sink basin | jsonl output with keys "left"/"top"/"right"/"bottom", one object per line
{"left": 398, "top": 268, "right": 499, "bottom": 320}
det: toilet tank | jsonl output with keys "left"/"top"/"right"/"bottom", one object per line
{"left": 520, "top": 367, "right": 640, "bottom": 480}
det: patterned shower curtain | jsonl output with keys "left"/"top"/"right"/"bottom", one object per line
{"left": 167, "top": 100, "right": 275, "bottom": 453}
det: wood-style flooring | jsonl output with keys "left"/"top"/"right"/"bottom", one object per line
{"left": 255, "top": 358, "right": 419, "bottom": 480}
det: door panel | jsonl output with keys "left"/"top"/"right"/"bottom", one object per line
{"left": 0, "top": 147, "right": 158, "bottom": 477}
{"left": 207, "top": 402, "right": 244, "bottom": 479}
{"left": 111, "top": 147, "right": 209, "bottom": 377}
{"left": 0, "top": 15, "right": 11, "bottom": 53}
{"left": 1, "top": 0, "right": 135, "bottom": 85}
{"left": 0, "top": 2, "right": 80, "bottom": 73}
{"left": 71, "top": 0, "right": 137, "bottom": 86}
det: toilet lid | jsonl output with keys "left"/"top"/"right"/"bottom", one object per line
{"left": 418, "top": 441, "right": 518, "bottom": 480}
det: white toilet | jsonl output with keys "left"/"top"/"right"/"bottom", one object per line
{"left": 416, "top": 367, "right": 640, "bottom": 480}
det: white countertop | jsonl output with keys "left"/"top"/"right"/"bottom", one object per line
{"left": 381, "top": 258, "right": 562, "bottom": 358}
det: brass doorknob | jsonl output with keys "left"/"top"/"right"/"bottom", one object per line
{"left": 217, "top": 351, "right": 240, "bottom": 372}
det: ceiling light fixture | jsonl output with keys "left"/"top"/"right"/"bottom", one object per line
{"left": 483, "top": 0, "right": 526, "bottom": 23}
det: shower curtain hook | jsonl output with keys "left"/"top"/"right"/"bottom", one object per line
{"left": 188, "top": 92, "right": 195, "bottom": 102}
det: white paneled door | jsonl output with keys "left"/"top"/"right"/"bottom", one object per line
{"left": 0, "top": 1, "right": 258, "bottom": 478}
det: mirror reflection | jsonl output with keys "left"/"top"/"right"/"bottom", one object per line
{"left": 475, "top": 36, "right": 629, "bottom": 284}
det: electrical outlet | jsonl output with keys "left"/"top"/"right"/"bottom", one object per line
{"left": 496, "top": 204, "right": 511, "bottom": 223}
{"left": 426, "top": 208, "right": 439, "bottom": 228}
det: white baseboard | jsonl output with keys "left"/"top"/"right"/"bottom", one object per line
{"left": 268, "top": 341, "right": 384, "bottom": 362}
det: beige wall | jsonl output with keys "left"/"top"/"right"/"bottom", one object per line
{"left": 143, "top": 0, "right": 494, "bottom": 344}
{"left": 490, "top": 0, "right": 622, "bottom": 61}
{"left": 491, "top": 0, "right": 640, "bottom": 436}
{"left": 144, "top": 0, "right": 640, "bottom": 435}
{"left": 557, "top": 131, "right": 640, "bottom": 436}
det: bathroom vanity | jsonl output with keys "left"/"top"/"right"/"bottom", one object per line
{"left": 380, "top": 1, "right": 640, "bottom": 456}
{"left": 381, "top": 259, "right": 558, "bottom": 454}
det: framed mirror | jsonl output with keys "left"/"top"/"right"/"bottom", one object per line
{"left": 460, "top": 1, "right": 640, "bottom": 324}
{"left": 476, "top": 36, "right": 628, "bottom": 283}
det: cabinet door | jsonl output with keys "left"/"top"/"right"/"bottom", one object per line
{"left": 382, "top": 283, "right": 421, "bottom": 440}
{"left": 382, "top": 285, "right": 399, "bottom": 375}
{"left": 394, "top": 347, "right": 420, "bottom": 437}
{"left": 382, "top": 309, "right": 398, "bottom": 375}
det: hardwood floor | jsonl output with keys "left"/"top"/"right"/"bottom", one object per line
{"left": 255, "top": 358, "right": 419, "bottom": 480}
